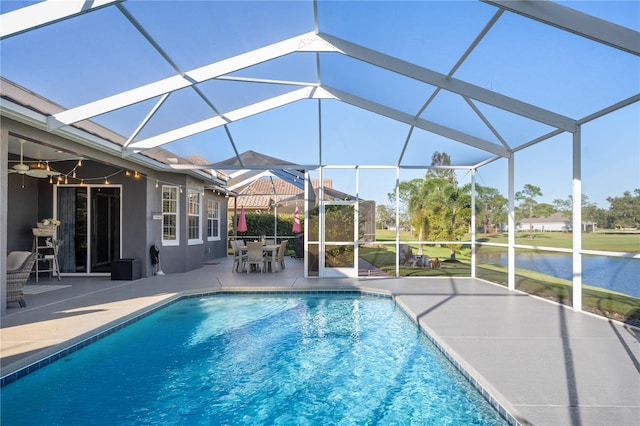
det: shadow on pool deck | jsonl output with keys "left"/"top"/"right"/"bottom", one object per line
{"left": 2, "top": 254, "right": 639, "bottom": 426}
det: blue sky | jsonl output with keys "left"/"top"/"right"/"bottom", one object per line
{"left": 1, "top": 1, "right": 638, "bottom": 209}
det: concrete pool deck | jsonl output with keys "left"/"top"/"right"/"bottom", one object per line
{"left": 2, "top": 255, "right": 639, "bottom": 426}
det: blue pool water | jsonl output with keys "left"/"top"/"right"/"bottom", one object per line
{"left": 1, "top": 294, "right": 507, "bottom": 425}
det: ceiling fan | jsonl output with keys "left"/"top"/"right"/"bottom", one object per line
{"left": 9, "top": 140, "right": 60, "bottom": 178}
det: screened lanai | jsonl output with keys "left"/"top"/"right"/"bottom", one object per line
{"left": 1, "top": 2, "right": 639, "bottom": 308}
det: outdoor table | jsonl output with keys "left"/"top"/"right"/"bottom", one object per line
{"left": 239, "top": 244, "right": 280, "bottom": 273}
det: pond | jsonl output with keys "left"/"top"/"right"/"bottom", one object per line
{"left": 476, "top": 250, "right": 640, "bottom": 298}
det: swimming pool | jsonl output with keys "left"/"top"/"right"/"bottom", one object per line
{"left": 1, "top": 294, "right": 509, "bottom": 425}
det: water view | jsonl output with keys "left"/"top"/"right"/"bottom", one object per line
{"left": 476, "top": 251, "right": 639, "bottom": 298}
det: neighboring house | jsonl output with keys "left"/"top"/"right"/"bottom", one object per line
{"left": 227, "top": 175, "right": 377, "bottom": 240}
{"left": 217, "top": 150, "right": 376, "bottom": 240}
{"left": 516, "top": 212, "right": 597, "bottom": 232}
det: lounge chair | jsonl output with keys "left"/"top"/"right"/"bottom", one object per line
{"left": 401, "top": 245, "right": 414, "bottom": 266}
{"left": 6, "top": 251, "right": 38, "bottom": 308}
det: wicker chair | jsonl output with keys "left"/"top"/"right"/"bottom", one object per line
{"left": 6, "top": 251, "right": 38, "bottom": 308}
{"left": 264, "top": 240, "right": 288, "bottom": 272}
{"left": 276, "top": 240, "right": 288, "bottom": 271}
{"left": 231, "top": 240, "right": 247, "bottom": 272}
{"left": 246, "top": 241, "right": 265, "bottom": 273}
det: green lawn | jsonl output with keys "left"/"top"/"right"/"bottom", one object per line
{"left": 375, "top": 229, "right": 640, "bottom": 253}
{"left": 360, "top": 240, "right": 640, "bottom": 326}
{"left": 477, "top": 231, "right": 639, "bottom": 253}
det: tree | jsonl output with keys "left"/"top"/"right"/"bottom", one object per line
{"left": 535, "top": 202, "right": 555, "bottom": 218}
{"left": 516, "top": 184, "right": 542, "bottom": 239}
{"left": 553, "top": 194, "right": 600, "bottom": 230}
{"left": 606, "top": 189, "right": 640, "bottom": 229}
{"left": 475, "top": 184, "right": 507, "bottom": 236}
{"left": 376, "top": 204, "right": 394, "bottom": 229}
{"left": 391, "top": 152, "right": 472, "bottom": 254}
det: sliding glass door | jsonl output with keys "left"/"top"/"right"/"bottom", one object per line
{"left": 56, "top": 185, "right": 121, "bottom": 274}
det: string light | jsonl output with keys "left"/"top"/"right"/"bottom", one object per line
{"left": 64, "top": 176, "right": 68, "bottom": 184}
{"left": 155, "top": 180, "right": 159, "bottom": 188}
{"left": 126, "top": 170, "right": 131, "bottom": 177}
{"left": 49, "top": 176, "right": 53, "bottom": 184}
{"left": 134, "top": 171, "right": 140, "bottom": 178}
{"left": 104, "top": 177, "right": 109, "bottom": 185}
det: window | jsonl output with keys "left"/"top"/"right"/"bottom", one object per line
{"left": 162, "top": 186, "right": 178, "bottom": 245}
{"left": 207, "top": 199, "right": 220, "bottom": 240}
{"left": 187, "top": 189, "right": 202, "bottom": 244}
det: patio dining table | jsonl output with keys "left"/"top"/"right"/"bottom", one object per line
{"left": 240, "top": 244, "right": 281, "bottom": 273}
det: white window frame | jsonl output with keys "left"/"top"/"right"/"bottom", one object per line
{"left": 162, "top": 185, "right": 179, "bottom": 246}
{"left": 207, "top": 199, "right": 221, "bottom": 241}
{"left": 187, "top": 189, "right": 203, "bottom": 245}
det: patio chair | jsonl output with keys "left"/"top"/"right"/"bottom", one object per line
{"left": 6, "top": 251, "right": 38, "bottom": 308}
{"left": 246, "top": 241, "right": 265, "bottom": 273}
{"left": 277, "top": 240, "right": 288, "bottom": 271}
{"left": 231, "top": 240, "right": 247, "bottom": 272}
{"left": 265, "top": 240, "right": 289, "bottom": 272}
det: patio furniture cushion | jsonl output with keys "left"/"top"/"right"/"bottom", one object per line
{"left": 7, "top": 251, "right": 33, "bottom": 271}
{"left": 7, "top": 251, "right": 38, "bottom": 308}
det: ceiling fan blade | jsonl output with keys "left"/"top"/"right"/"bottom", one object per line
{"left": 13, "top": 163, "right": 30, "bottom": 172}
{"left": 26, "top": 169, "right": 53, "bottom": 178}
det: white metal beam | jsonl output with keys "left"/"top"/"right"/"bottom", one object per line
{"left": 323, "top": 85, "right": 510, "bottom": 157}
{"left": 508, "top": 155, "right": 515, "bottom": 290}
{"left": 125, "top": 87, "right": 316, "bottom": 152}
{"left": 0, "top": 0, "right": 122, "bottom": 40}
{"left": 317, "top": 32, "right": 577, "bottom": 132}
{"left": 484, "top": 0, "right": 640, "bottom": 56}
{"left": 572, "top": 126, "right": 583, "bottom": 311}
{"left": 48, "top": 32, "right": 338, "bottom": 129}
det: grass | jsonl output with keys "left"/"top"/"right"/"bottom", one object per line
{"left": 476, "top": 263, "right": 640, "bottom": 326}
{"left": 477, "top": 231, "right": 639, "bottom": 253}
{"left": 375, "top": 229, "right": 640, "bottom": 253}
{"left": 360, "top": 242, "right": 640, "bottom": 326}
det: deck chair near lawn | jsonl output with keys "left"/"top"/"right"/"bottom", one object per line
{"left": 401, "top": 245, "right": 414, "bottom": 266}
{"left": 6, "top": 251, "right": 38, "bottom": 308}
{"left": 246, "top": 241, "right": 265, "bottom": 273}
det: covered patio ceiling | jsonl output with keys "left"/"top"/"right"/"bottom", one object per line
{"left": 1, "top": 1, "right": 638, "bottom": 173}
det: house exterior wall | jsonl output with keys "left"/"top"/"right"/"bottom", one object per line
{"left": 144, "top": 173, "right": 228, "bottom": 275}
{"left": 3, "top": 118, "right": 229, "bottom": 286}
{"left": 7, "top": 172, "right": 40, "bottom": 252}
{"left": 516, "top": 221, "right": 572, "bottom": 232}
